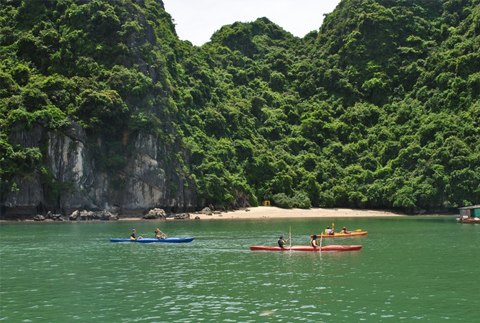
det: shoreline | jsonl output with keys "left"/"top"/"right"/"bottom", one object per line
{"left": 1, "top": 207, "right": 455, "bottom": 223}
{"left": 187, "top": 206, "right": 405, "bottom": 221}
{"left": 116, "top": 206, "right": 407, "bottom": 221}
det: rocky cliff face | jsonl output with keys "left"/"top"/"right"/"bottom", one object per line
{"left": 1, "top": 122, "right": 198, "bottom": 218}
{"left": 0, "top": 0, "right": 202, "bottom": 218}
{"left": 120, "top": 131, "right": 198, "bottom": 214}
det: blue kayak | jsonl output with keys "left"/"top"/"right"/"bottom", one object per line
{"left": 110, "top": 237, "right": 194, "bottom": 243}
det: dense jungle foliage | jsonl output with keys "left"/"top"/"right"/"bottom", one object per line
{"left": 1, "top": 0, "right": 479, "bottom": 212}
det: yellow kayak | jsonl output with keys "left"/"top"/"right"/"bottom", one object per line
{"left": 311, "top": 231, "right": 368, "bottom": 238}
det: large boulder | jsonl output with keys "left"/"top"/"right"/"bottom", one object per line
{"left": 143, "top": 208, "right": 166, "bottom": 219}
{"left": 174, "top": 213, "right": 190, "bottom": 220}
{"left": 69, "top": 210, "right": 80, "bottom": 221}
{"left": 33, "top": 215, "right": 45, "bottom": 221}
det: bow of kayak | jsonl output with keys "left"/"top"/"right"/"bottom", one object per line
{"left": 110, "top": 237, "right": 194, "bottom": 243}
{"left": 250, "top": 245, "right": 362, "bottom": 252}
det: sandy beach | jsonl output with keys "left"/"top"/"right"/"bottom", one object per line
{"left": 0, "top": 207, "right": 404, "bottom": 223}
{"left": 191, "top": 206, "right": 403, "bottom": 220}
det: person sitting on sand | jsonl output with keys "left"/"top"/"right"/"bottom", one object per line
{"left": 278, "top": 236, "right": 288, "bottom": 249}
{"left": 310, "top": 234, "right": 319, "bottom": 248}
{"left": 155, "top": 227, "right": 167, "bottom": 239}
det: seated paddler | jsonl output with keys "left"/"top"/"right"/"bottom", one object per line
{"left": 130, "top": 229, "right": 137, "bottom": 240}
{"left": 155, "top": 227, "right": 167, "bottom": 239}
{"left": 310, "top": 234, "right": 319, "bottom": 248}
{"left": 277, "top": 235, "right": 288, "bottom": 249}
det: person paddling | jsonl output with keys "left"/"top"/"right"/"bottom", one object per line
{"left": 130, "top": 229, "right": 137, "bottom": 240}
{"left": 310, "top": 234, "right": 319, "bottom": 248}
{"left": 130, "top": 229, "right": 143, "bottom": 240}
{"left": 278, "top": 235, "right": 288, "bottom": 249}
{"left": 325, "top": 226, "right": 334, "bottom": 235}
{"left": 155, "top": 227, "right": 167, "bottom": 239}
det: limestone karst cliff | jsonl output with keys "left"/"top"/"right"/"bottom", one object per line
{"left": 1, "top": 0, "right": 479, "bottom": 218}
{"left": 1, "top": 0, "right": 200, "bottom": 217}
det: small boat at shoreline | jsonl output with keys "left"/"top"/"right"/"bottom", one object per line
{"left": 310, "top": 231, "right": 368, "bottom": 238}
{"left": 458, "top": 205, "right": 480, "bottom": 223}
{"left": 250, "top": 245, "right": 362, "bottom": 252}
{"left": 110, "top": 237, "right": 194, "bottom": 243}
{"left": 457, "top": 217, "right": 480, "bottom": 224}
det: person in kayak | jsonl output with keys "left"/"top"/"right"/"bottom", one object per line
{"left": 155, "top": 227, "right": 167, "bottom": 239}
{"left": 310, "top": 234, "right": 319, "bottom": 248}
{"left": 277, "top": 236, "right": 288, "bottom": 249}
{"left": 130, "top": 229, "right": 137, "bottom": 240}
{"left": 340, "top": 227, "right": 350, "bottom": 234}
{"left": 325, "top": 226, "right": 334, "bottom": 235}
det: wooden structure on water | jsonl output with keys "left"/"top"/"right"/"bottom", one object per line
{"left": 457, "top": 205, "right": 480, "bottom": 223}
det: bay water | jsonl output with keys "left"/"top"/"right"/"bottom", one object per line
{"left": 1, "top": 216, "right": 479, "bottom": 322}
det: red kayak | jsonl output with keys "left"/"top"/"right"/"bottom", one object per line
{"left": 250, "top": 245, "right": 362, "bottom": 252}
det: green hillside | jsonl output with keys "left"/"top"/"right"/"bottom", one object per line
{"left": 1, "top": 0, "right": 479, "bottom": 216}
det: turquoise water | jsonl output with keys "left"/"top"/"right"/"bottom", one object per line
{"left": 1, "top": 216, "right": 479, "bottom": 322}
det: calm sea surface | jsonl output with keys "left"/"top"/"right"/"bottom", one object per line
{"left": 1, "top": 216, "right": 479, "bottom": 322}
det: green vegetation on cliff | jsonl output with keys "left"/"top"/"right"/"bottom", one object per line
{"left": 1, "top": 0, "right": 479, "bottom": 214}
